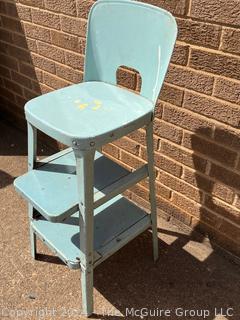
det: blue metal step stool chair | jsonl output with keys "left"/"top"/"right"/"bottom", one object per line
{"left": 14, "top": 0, "right": 177, "bottom": 316}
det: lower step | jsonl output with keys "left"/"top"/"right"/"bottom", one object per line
{"left": 32, "top": 195, "right": 151, "bottom": 269}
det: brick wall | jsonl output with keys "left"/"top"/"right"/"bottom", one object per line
{"left": 0, "top": 0, "right": 240, "bottom": 257}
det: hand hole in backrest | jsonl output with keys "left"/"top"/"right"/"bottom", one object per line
{"left": 116, "top": 66, "right": 142, "bottom": 94}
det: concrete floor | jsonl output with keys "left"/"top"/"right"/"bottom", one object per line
{"left": 1, "top": 119, "right": 239, "bottom": 320}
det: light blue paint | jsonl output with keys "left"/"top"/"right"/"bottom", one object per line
{"left": 24, "top": 0, "right": 177, "bottom": 150}
{"left": 14, "top": 149, "right": 129, "bottom": 221}
{"left": 25, "top": 82, "right": 154, "bottom": 148}
{"left": 85, "top": 0, "right": 177, "bottom": 104}
{"left": 14, "top": 0, "right": 177, "bottom": 317}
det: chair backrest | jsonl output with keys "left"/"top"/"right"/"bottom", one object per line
{"left": 84, "top": 0, "right": 177, "bottom": 105}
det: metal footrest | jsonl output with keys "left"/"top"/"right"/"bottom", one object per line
{"left": 14, "top": 148, "right": 148, "bottom": 222}
{"left": 32, "top": 195, "right": 151, "bottom": 269}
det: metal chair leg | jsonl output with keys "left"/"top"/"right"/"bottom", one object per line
{"left": 146, "top": 122, "right": 159, "bottom": 262}
{"left": 27, "top": 123, "right": 37, "bottom": 259}
{"left": 74, "top": 149, "right": 95, "bottom": 317}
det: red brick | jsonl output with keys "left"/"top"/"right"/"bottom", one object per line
{"left": 137, "top": 179, "right": 172, "bottom": 202}
{"left": 204, "top": 195, "right": 240, "bottom": 224}
{"left": 0, "top": 1, "right": 5, "bottom": 14}
{"left": 190, "top": 48, "right": 240, "bottom": 81}
{"left": 129, "top": 184, "right": 149, "bottom": 202}
{"left": 153, "top": 119, "right": 183, "bottom": 144}
{"left": 24, "top": 87, "right": 38, "bottom": 100}
{"left": 182, "top": 132, "right": 237, "bottom": 168}
{"left": 43, "top": 72, "right": 70, "bottom": 90}
{"left": 214, "top": 125, "right": 240, "bottom": 151}
{"left": 160, "top": 140, "right": 207, "bottom": 173}
{"left": 177, "top": 18, "right": 221, "bottom": 49}
{"left": 162, "top": 104, "right": 213, "bottom": 137}
{"left": 11, "top": 71, "right": 33, "bottom": 90}
{"left": 183, "top": 91, "right": 240, "bottom": 128}
{"left": 11, "top": 33, "right": 33, "bottom": 50}
{"left": 166, "top": 65, "right": 214, "bottom": 95}
{"left": 24, "top": 23, "right": 51, "bottom": 42}
{"left": 31, "top": 8, "right": 60, "bottom": 30}
{"left": 7, "top": 44, "right": 32, "bottom": 63}
{"left": 210, "top": 163, "right": 240, "bottom": 191}
{"left": 32, "top": 75, "right": 42, "bottom": 90}
{"left": 219, "top": 220, "right": 240, "bottom": 244}
{"left": 127, "top": 129, "right": 146, "bottom": 146}
{"left": 26, "top": 38, "right": 37, "bottom": 52}
{"left": 0, "top": 85, "right": 15, "bottom": 102}
{"left": 154, "top": 100, "right": 163, "bottom": 119}
{"left": 4, "top": 78, "right": 23, "bottom": 95}
{"left": 157, "top": 195, "right": 192, "bottom": 225}
{"left": 182, "top": 167, "right": 234, "bottom": 204}
{"left": 39, "top": 83, "right": 52, "bottom": 95}
{"left": 102, "top": 143, "right": 119, "bottom": 159}
{"left": 1, "top": 16, "right": 22, "bottom": 33}
{"left": 55, "top": 63, "right": 83, "bottom": 83}
{"left": 131, "top": 193, "right": 150, "bottom": 212}
{"left": 0, "top": 28, "right": 12, "bottom": 43}
{"left": 113, "top": 137, "right": 140, "bottom": 156}
{"left": 0, "top": 53, "right": 18, "bottom": 70}
{"left": 221, "top": 28, "right": 240, "bottom": 56}
{"left": 31, "top": 53, "right": 55, "bottom": 73}
{"left": 15, "top": 94, "right": 28, "bottom": 107}
{"left": 155, "top": 181, "right": 172, "bottom": 200}
{"left": 76, "top": 0, "right": 94, "bottom": 19}
{"left": 61, "top": 16, "right": 87, "bottom": 37}
{"left": 31, "top": 81, "right": 41, "bottom": 95}
{"left": 0, "top": 65, "right": 11, "bottom": 79}
{"left": 51, "top": 30, "right": 80, "bottom": 52}
{"left": 171, "top": 191, "right": 202, "bottom": 218}
{"left": 159, "top": 83, "right": 184, "bottom": 107}
{"left": 19, "top": 62, "right": 37, "bottom": 79}
{"left": 136, "top": 73, "right": 142, "bottom": 93}
{"left": 120, "top": 150, "right": 145, "bottom": 170}
{"left": 0, "top": 1, "right": 18, "bottom": 17}
{"left": 16, "top": 4, "right": 32, "bottom": 21}
{"left": 208, "top": 182, "right": 234, "bottom": 204}
{"left": 78, "top": 38, "right": 86, "bottom": 55}
{"left": 38, "top": 41, "right": 65, "bottom": 63}
{"left": 159, "top": 170, "right": 203, "bottom": 202}
{"left": 0, "top": 41, "right": 8, "bottom": 55}
{"left": 191, "top": 0, "right": 240, "bottom": 27}
{"left": 171, "top": 43, "right": 189, "bottom": 66}
{"left": 140, "top": 0, "right": 188, "bottom": 16}
{"left": 117, "top": 67, "right": 136, "bottom": 91}
{"left": 155, "top": 153, "right": 182, "bottom": 178}
{"left": 193, "top": 207, "right": 222, "bottom": 229}
{"left": 64, "top": 51, "right": 84, "bottom": 70}
{"left": 213, "top": 78, "right": 240, "bottom": 106}
{"left": 19, "top": 0, "right": 43, "bottom": 8}
{"left": 193, "top": 219, "right": 240, "bottom": 257}
{"left": 45, "top": 0, "right": 76, "bottom": 16}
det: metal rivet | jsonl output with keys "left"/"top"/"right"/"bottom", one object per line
{"left": 73, "top": 140, "right": 80, "bottom": 147}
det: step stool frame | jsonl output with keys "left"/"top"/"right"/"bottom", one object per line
{"left": 16, "top": 0, "right": 177, "bottom": 316}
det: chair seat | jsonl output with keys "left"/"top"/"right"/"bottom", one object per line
{"left": 25, "top": 81, "right": 154, "bottom": 148}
